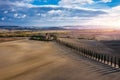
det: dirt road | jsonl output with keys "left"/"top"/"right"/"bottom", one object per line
{"left": 0, "top": 39, "right": 119, "bottom": 80}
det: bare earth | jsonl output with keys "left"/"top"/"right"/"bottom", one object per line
{"left": 0, "top": 39, "right": 119, "bottom": 80}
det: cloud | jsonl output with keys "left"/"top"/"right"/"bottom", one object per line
{"left": 0, "top": 2, "right": 107, "bottom": 26}
{"left": 14, "top": 13, "right": 18, "bottom": 17}
{"left": 85, "top": 5, "right": 120, "bottom": 28}
{"left": 11, "top": 8, "right": 16, "bottom": 12}
{"left": 22, "top": 14, "right": 27, "bottom": 18}
{"left": 36, "top": 13, "right": 41, "bottom": 16}
{"left": 48, "top": 10, "right": 63, "bottom": 16}
{"left": 58, "top": 0, "right": 113, "bottom": 10}
{"left": 14, "top": 13, "right": 27, "bottom": 18}
{"left": 0, "top": 0, "right": 119, "bottom": 28}
{"left": 101, "top": 0, "right": 112, "bottom": 3}
{"left": 0, "top": 0, "right": 33, "bottom": 8}
{"left": 1, "top": 17, "right": 5, "bottom": 21}
{"left": 4, "top": 11, "right": 8, "bottom": 14}
{"left": 59, "top": 0, "right": 94, "bottom": 7}
{"left": 12, "top": 1, "right": 34, "bottom": 8}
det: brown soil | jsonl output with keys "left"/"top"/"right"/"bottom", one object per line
{"left": 0, "top": 37, "right": 23, "bottom": 43}
{"left": 0, "top": 40, "right": 119, "bottom": 80}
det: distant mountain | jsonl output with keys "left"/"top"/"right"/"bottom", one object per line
{"left": 0, "top": 26, "right": 65, "bottom": 30}
{"left": 40, "top": 27, "right": 65, "bottom": 30}
{"left": 0, "top": 26, "right": 33, "bottom": 30}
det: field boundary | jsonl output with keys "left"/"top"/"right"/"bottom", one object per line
{"left": 56, "top": 38, "right": 120, "bottom": 69}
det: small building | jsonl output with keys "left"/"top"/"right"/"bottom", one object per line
{"left": 30, "top": 33, "right": 57, "bottom": 41}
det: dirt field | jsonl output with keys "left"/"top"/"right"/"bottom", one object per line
{"left": 0, "top": 39, "right": 120, "bottom": 80}
{"left": 58, "top": 38, "right": 118, "bottom": 56}
{"left": 0, "top": 37, "right": 24, "bottom": 43}
{"left": 101, "top": 40, "right": 120, "bottom": 55}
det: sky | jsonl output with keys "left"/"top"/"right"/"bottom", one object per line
{"left": 0, "top": 0, "right": 120, "bottom": 28}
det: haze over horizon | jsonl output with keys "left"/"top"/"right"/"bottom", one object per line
{"left": 0, "top": 0, "right": 120, "bottom": 29}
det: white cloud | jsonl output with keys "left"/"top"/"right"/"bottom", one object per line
{"left": 1, "top": 17, "right": 5, "bottom": 21}
{"left": 12, "top": 1, "right": 34, "bottom": 8}
{"left": 22, "top": 14, "right": 27, "bottom": 18}
{"left": 110, "top": 6, "right": 120, "bottom": 13}
{"left": 22, "top": 0, "right": 33, "bottom": 3}
{"left": 41, "top": 14, "right": 47, "bottom": 17}
{"left": 85, "top": 5, "right": 120, "bottom": 29}
{"left": 11, "top": 8, "right": 16, "bottom": 12}
{"left": 0, "top": 0, "right": 34, "bottom": 8}
{"left": 59, "top": 0, "right": 94, "bottom": 7}
{"left": 101, "top": 0, "right": 112, "bottom": 3}
{"left": 36, "top": 13, "right": 41, "bottom": 16}
{"left": 4, "top": 11, "right": 8, "bottom": 14}
{"left": 0, "top": 0, "right": 117, "bottom": 28}
{"left": 14, "top": 13, "right": 27, "bottom": 18}
{"left": 58, "top": 0, "right": 112, "bottom": 9}
{"left": 59, "top": 0, "right": 112, "bottom": 6}
{"left": 14, "top": 13, "right": 18, "bottom": 17}
{"left": 11, "top": 1, "right": 57, "bottom": 8}
{"left": 48, "top": 10, "right": 62, "bottom": 15}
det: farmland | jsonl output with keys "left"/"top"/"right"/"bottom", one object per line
{"left": 0, "top": 29, "right": 120, "bottom": 80}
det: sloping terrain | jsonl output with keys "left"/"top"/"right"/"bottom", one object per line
{"left": 0, "top": 40, "right": 119, "bottom": 80}
{"left": 58, "top": 38, "right": 117, "bottom": 56}
{"left": 101, "top": 40, "right": 120, "bottom": 55}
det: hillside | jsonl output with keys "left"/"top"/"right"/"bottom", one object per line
{"left": 0, "top": 26, "right": 65, "bottom": 30}
{"left": 0, "top": 39, "right": 119, "bottom": 80}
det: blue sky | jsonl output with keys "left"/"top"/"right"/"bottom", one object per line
{"left": 0, "top": 0, "right": 120, "bottom": 28}
{"left": 32, "top": 0, "right": 61, "bottom": 5}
